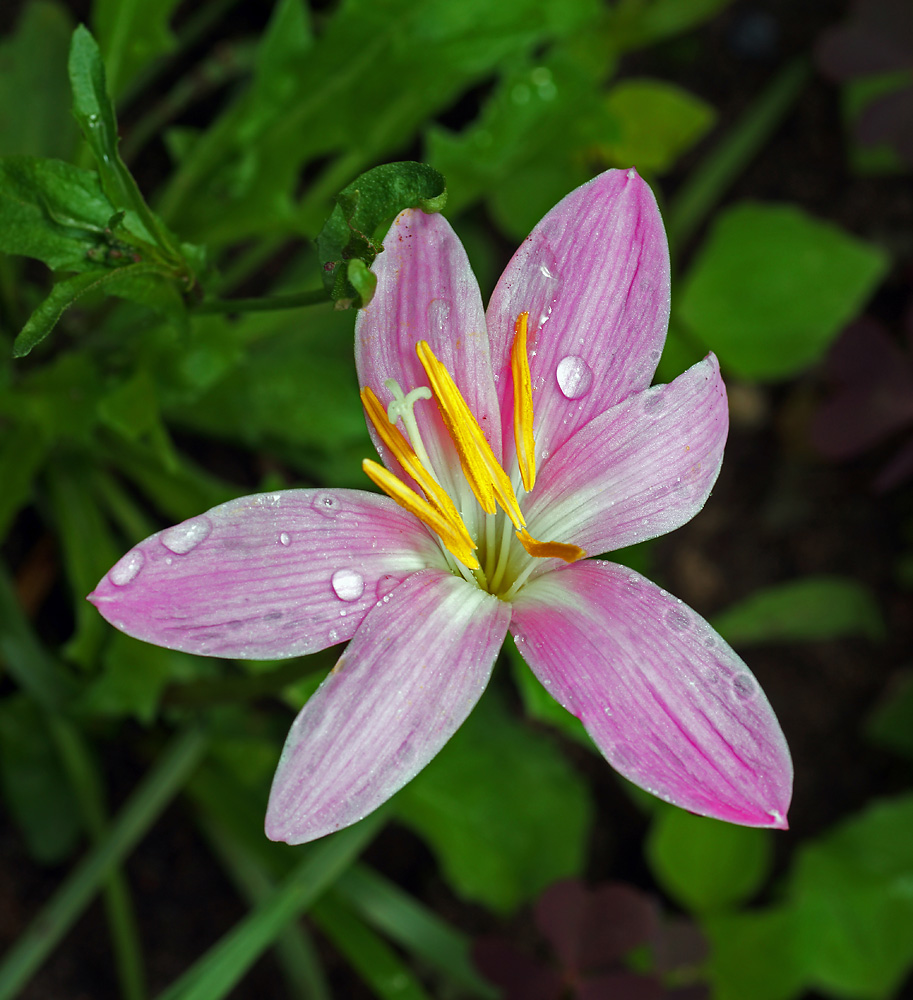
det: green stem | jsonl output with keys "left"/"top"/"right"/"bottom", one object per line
{"left": 665, "top": 56, "right": 811, "bottom": 253}
{"left": 200, "top": 817, "right": 331, "bottom": 1000}
{"left": 194, "top": 288, "right": 331, "bottom": 314}
{"left": 155, "top": 811, "right": 386, "bottom": 1000}
{"left": 48, "top": 718, "right": 147, "bottom": 1000}
{"left": 0, "top": 727, "right": 207, "bottom": 1000}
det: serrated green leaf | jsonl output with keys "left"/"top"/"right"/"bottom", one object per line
{"left": 12, "top": 264, "right": 164, "bottom": 357}
{"left": 0, "top": 156, "right": 118, "bottom": 270}
{"left": 394, "top": 690, "right": 592, "bottom": 913}
{"left": 646, "top": 806, "right": 772, "bottom": 913}
{"left": 92, "top": 0, "right": 182, "bottom": 98}
{"left": 0, "top": 1, "right": 78, "bottom": 159}
{"left": 68, "top": 25, "right": 183, "bottom": 264}
{"left": 711, "top": 576, "right": 885, "bottom": 645}
{"left": 601, "top": 78, "right": 716, "bottom": 173}
{"left": 316, "top": 162, "right": 446, "bottom": 307}
{"left": 791, "top": 794, "right": 913, "bottom": 998}
{"left": 678, "top": 202, "right": 889, "bottom": 380}
{"left": 0, "top": 694, "right": 82, "bottom": 864}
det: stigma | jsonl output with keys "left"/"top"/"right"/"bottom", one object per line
{"left": 361, "top": 314, "right": 585, "bottom": 595}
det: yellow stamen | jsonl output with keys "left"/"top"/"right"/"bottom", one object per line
{"left": 516, "top": 528, "right": 586, "bottom": 564}
{"left": 361, "top": 388, "right": 478, "bottom": 566}
{"left": 362, "top": 459, "right": 480, "bottom": 570}
{"left": 416, "top": 341, "right": 526, "bottom": 529}
{"left": 511, "top": 312, "right": 536, "bottom": 492}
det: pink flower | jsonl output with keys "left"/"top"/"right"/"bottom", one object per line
{"left": 89, "top": 169, "right": 792, "bottom": 844}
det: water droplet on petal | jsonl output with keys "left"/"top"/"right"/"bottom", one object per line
{"left": 110, "top": 549, "right": 144, "bottom": 586}
{"left": 428, "top": 298, "right": 452, "bottom": 336}
{"left": 331, "top": 568, "right": 365, "bottom": 602}
{"left": 665, "top": 606, "right": 690, "bottom": 632}
{"left": 312, "top": 493, "right": 338, "bottom": 519}
{"left": 732, "top": 673, "right": 757, "bottom": 699}
{"left": 556, "top": 356, "right": 593, "bottom": 399}
{"left": 161, "top": 516, "right": 212, "bottom": 555}
{"left": 376, "top": 574, "right": 399, "bottom": 601}
{"left": 279, "top": 532, "right": 291, "bottom": 546}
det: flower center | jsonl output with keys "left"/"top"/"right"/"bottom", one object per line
{"left": 361, "top": 313, "right": 585, "bottom": 598}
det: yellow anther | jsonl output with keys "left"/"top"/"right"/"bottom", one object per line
{"left": 362, "top": 459, "right": 480, "bottom": 570}
{"left": 511, "top": 312, "right": 536, "bottom": 492}
{"left": 516, "top": 528, "right": 586, "bottom": 564}
{"left": 416, "top": 341, "right": 526, "bottom": 530}
{"left": 361, "top": 387, "right": 478, "bottom": 568}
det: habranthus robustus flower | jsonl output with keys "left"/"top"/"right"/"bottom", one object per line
{"left": 89, "top": 169, "right": 793, "bottom": 843}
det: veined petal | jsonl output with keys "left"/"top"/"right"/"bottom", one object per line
{"left": 511, "top": 562, "right": 792, "bottom": 828}
{"left": 88, "top": 490, "right": 445, "bottom": 659}
{"left": 524, "top": 355, "right": 728, "bottom": 561}
{"left": 355, "top": 210, "right": 501, "bottom": 495}
{"left": 265, "top": 568, "right": 511, "bottom": 844}
{"left": 487, "top": 169, "right": 670, "bottom": 465}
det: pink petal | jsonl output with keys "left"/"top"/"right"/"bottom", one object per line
{"left": 265, "top": 569, "right": 510, "bottom": 843}
{"left": 523, "top": 355, "right": 727, "bottom": 561}
{"left": 487, "top": 169, "right": 670, "bottom": 466}
{"left": 355, "top": 209, "right": 501, "bottom": 492}
{"left": 511, "top": 562, "right": 792, "bottom": 828}
{"left": 88, "top": 490, "right": 444, "bottom": 659}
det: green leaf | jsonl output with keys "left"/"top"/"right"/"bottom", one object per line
{"left": 0, "top": 695, "right": 82, "bottom": 864}
{"left": 44, "top": 461, "right": 122, "bottom": 669}
{"left": 81, "top": 633, "right": 213, "bottom": 724}
{"left": 167, "top": 307, "right": 372, "bottom": 488}
{"left": 427, "top": 49, "right": 616, "bottom": 232}
{"left": 645, "top": 806, "right": 772, "bottom": 913}
{"left": 600, "top": 78, "right": 716, "bottom": 173}
{"left": 711, "top": 576, "right": 886, "bottom": 645}
{"left": 312, "top": 895, "right": 433, "bottom": 1000}
{"left": 92, "top": 0, "right": 182, "bottom": 98}
{"left": 155, "top": 814, "right": 384, "bottom": 1000}
{"left": 316, "top": 162, "right": 446, "bottom": 308}
{"left": 394, "top": 690, "right": 593, "bottom": 913}
{"left": 335, "top": 866, "right": 497, "bottom": 998}
{"left": 0, "top": 156, "right": 118, "bottom": 270}
{"left": 12, "top": 264, "right": 163, "bottom": 357}
{"left": 677, "top": 202, "right": 889, "bottom": 380}
{"left": 705, "top": 907, "right": 805, "bottom": 1000}
{"left": 791, "top": 794, "right": 913, "bottom": 998}
{"left": 159, "top": 0, "right": 598, "bottom": 244}
{"left": 68, "top": 25, "right": 183, "bottom": 264}
{"left": 0, "top": 1, "right": 78, "bottom": 158}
